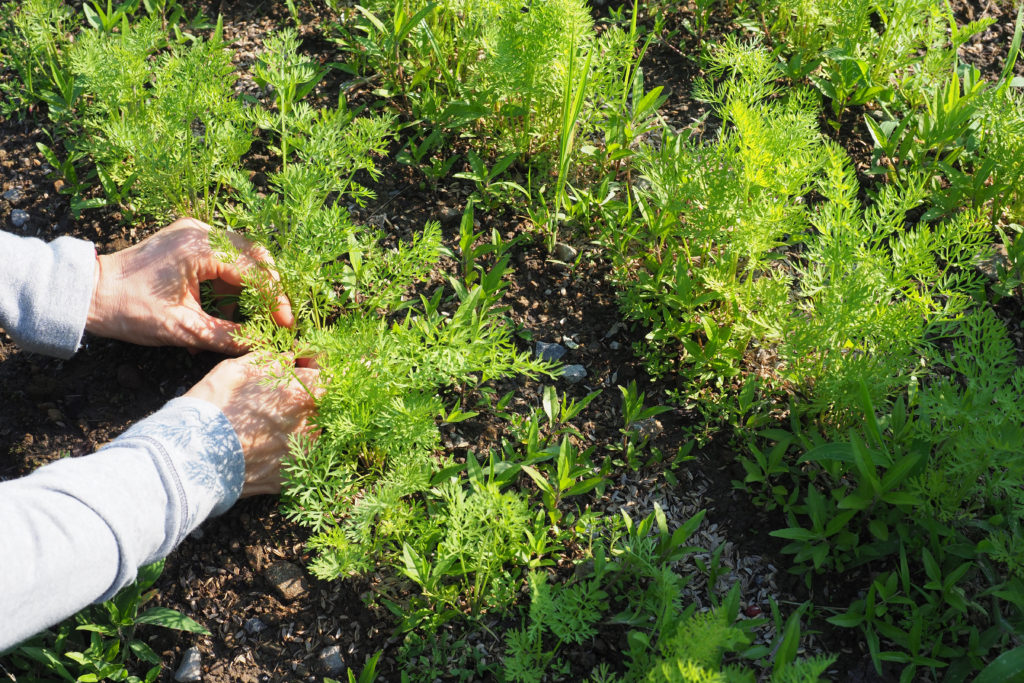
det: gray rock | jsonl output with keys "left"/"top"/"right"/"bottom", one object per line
{"left": 243, "top": 617, "right": 267, "bottom": 635}
{"left": 173, "top": 647, "right": 202, "bottom": 682}
{"left": 10, "top": 209, "right": 29, "bottom": 228}
{"left": 604, "top": 322, "right": 625, "bottom": 339}
{"left": 609, "top": 341, "right": 622, "bottom": 351}
{"left": 263, "top": 560, "right": 309, "bottom": 602}
{"left": 318, "top": 644, "right": 346, "bottom": 677}
{"left": 553, "top": 242, "right": 578, "bottom": 262}
{"left": 632, "top": 417, "right": 664, "bottom": 440}
{"left": 3, "top": 187, "right": 23, "bottom": 204}
{"left": 976, "top": 243, "right": 1010, "bottom": 281}
{"left": 562, "top": 364, "right": 587, "bottom": 384}
{"left": 535, "top": 341, "right": 567, "bottom": 363}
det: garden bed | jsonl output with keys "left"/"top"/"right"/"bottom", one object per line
{"left": 2, "top": 0, "right": 1023, "bottom": 680}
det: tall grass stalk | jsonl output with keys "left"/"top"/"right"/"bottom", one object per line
{"left": 549, "top": 33, "right": 593, "bottom": 249}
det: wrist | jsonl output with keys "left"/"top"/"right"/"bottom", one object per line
{"left": 85, "top": 252, "right": 117, "bottom": 339}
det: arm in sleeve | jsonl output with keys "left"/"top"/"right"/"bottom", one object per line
{"left": 0, "top": 397, "right": 244, "bottom": 650}
{"left": 0, "top": 230, "right": 96, "bottom": 359}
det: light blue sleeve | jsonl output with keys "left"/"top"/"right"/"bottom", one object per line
{"left": 0, "top": 397, "right": 245, "bottom": 650}
{"left": 0, "top": 230, "right": 97, "bottom": 359}
{"left": 0, "top": 230, "right": 246, "bottom": 650}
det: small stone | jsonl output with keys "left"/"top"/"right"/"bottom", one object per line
{"left": 562, "top": 364, "right": 587, "bottom": 384}
{"left": 317, "top": 645, "right": 346, "bottom": 677}
{"left": 562, "top": 337, "right": 579, "bottom": 350}
{"left": 633, "top": 417, "right": 664, "bottom": 440}
{"left": 976, "top": 243, "right": 1010, "bottom": 281}
{"left": 609, "top": 341, "right": 622, "bottom": 351}
{"left": 535, "top": 341, "right": 567, "bottom": 362}
{"left": 243, "top": 617, "right": 267, "bottom": 635}
{"left": 744, "top": 604, "right": 762, "bottom": 618}
{"left": 553, "top": 242, "right": 577, "bottom": 262}
{"left": 439, "top": 207, "right": 461, "bottom": 226}
{"left": 3, "top": 187, "right": 23, "bottom": 204}
{"left": 604, "top": 322, "right": 625, "bottom": 339}
{"left": 263, "top": 560, "right": 309, "bottom": 602}
{"left": 10, "top": 209, "right": 29, "bottom": 228}
{"left": 174, "top": 646, "right": 202, "bottom": 682}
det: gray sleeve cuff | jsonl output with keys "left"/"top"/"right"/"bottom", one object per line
{"left": 0, "top": 232, "right": 96, "bottom": 359}
{"left": 107, "top": 396, "right": 246, "bottom": 541}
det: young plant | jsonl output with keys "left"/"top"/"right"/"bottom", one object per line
{"left": 0, "top": 0, "right": 74, "bottom": 116}
{"left": 66, "top": 15, "right": 252, "bottom": 220}
{"left": 248, "top": 28, "right": 328, "bottom": 171}
{"left": 4, "top": 561, "right": 208, "bottom": 683}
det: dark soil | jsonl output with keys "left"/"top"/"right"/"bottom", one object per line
{"left": 1, "top": 0, "right": 1020, "bottom": 681}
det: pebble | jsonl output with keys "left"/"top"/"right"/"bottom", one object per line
{"left": 243, "top": 617, "right": 267, "bottom": 635}
{"left": 609, "top": 341, "right": 622, "bottom": 351}
{"left": 173, "top": 646, "right": 202, "bottom": 682}
{"left": 976, "top": 243, "right": 1010, "bottom": 281}
{"left": 10, "top": 209, "right": 29, "bottom": 228}
{"left": 535, "top": 341, "right": 567, "bottom": 362}
{"left": 553, "top": 242, "right": 578, "bottom": 262}
{"left": 604, "top": 322, "right": 625, "bottom": 339}
{"left": 317, "top": 644, "right": 346, "bottom": 677}
{"left": 3, "top": 187, "right": 23, "bottom": 204}
{"left": 633, "top": 417, "right": 664, "bottom": 440}
{"left": 562, "top": 364, "right": 587, "bottom": 384}
{"left": 263, "top": 560, "right": 309, "bottom": 602}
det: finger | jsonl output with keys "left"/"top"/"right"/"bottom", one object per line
{"left": 200, "top": 234, "right": 295, "bottom": 329}
{"left": 210, "top": 279, "right": 241, "bottom": 321}
{"left": 293, "top": 367, "right": 325, "bottom": 401}
{"left": 175, "top": 306, "right": 248, "bottom": 355}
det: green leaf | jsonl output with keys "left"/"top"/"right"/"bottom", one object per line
{"left": 136, "top": 561, "right": 165, "bottom": 592}
{"left": 774, "top": 603, "right": 808, "bottom": 673}
{"left": 880, "top": 451, "right": 923, "bottom": 493}
{"left": 135, "top": 608, "right": 210, "bottom": 634}
{"left": 669, "top": 509, "right": 707, "bottom": 549}
{"left": 129, "top": 639, "right": 161, "bottom": 665}
{"left": 13, "top": 647, "right": 76, "bottom": 682}
{"left": 770, "top": 527, "right": 817, "bottom": 542}
{"left": 974, "top": 645, "right": 1024, "bottom": 683}
{"left": 520, "top": 465, "right": 555, "bottom": 498}
{"left": 921, "top": 548, "right": 941, "bottom": 585}
{"left": 827, "top": 612, "right": 863, "bottom": 628}
{"left": 800, "top": 442, "right": 853, "bottom": 464}
{"left": 837, "top": 488, "right": 873, "bottom": 511}
{"left": 850, "top": 431, "right": 881, "bottom": 495}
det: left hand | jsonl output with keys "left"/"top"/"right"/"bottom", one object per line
{"left": 86, "top": 217, "right": 293, "bottom": 354}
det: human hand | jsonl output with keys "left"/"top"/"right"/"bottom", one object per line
{"left": 86, "top": 217, "right": 293, "bottom": 354}
{"left": 185, "top": 353, "right": 321, "bottom": 497}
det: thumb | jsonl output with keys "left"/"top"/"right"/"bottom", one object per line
{"left": 175, "top": 303, "right": 248, "bottom": 354}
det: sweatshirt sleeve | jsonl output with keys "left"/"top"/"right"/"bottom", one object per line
{"left": 0, "top": 397, "right": 245, "bottom": 651}
{"left": 0, "top": 230, "right": 97, "bottom": 359}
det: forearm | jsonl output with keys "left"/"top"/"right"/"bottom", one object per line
{"left": 0, "top": 397, "right": 244, "bottom": 650}
{"left": 0, "top": 230, "right": 96, "bottom": 359}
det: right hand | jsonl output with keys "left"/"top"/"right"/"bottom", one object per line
{"left": 185, "top": 353, "right": 321, "bottom": 497}
{"left": 87, "top": 217, "right": 293, "bottom": 354}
